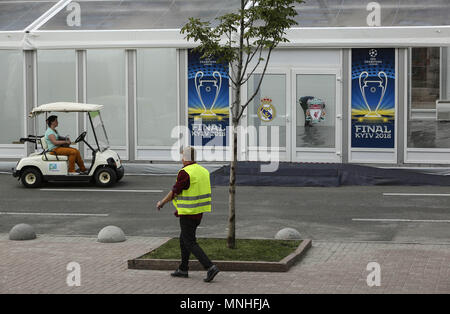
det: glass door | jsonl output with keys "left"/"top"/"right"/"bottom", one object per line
{"left": 246, "top": 69, "right": 290, "bottom": 162}
{"left": 292, "top": 69, "right": 342, "bottom": 162}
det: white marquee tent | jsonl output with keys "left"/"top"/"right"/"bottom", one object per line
{"left": 0, "top": 0, "right": 450, "bottom": 165}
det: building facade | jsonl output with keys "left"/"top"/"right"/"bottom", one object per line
{"left": 1, "top": 0, "right": 450, "bottom": 166}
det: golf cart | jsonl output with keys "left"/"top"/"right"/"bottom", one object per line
{"left": 12, "top": 102, "right": 124, "bottom": 188}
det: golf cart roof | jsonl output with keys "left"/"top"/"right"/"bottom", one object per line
{"left": 29, "top": 102, "right": 104, "bottom": 117}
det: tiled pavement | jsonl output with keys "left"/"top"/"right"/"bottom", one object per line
{"left": 0, "top": 234, "right": 449, "bottom": 294}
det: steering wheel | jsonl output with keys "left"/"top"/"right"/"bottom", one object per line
{"left": 75, "top": 131, "right": 87, "bottom": 143}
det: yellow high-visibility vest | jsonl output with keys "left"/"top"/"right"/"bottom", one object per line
{"left": 172, "top": 163, "right": 212, "bottom": 215}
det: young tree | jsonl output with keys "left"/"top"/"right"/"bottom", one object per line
{"left": 181, "top": 0, "right": 303, "bottom": 249}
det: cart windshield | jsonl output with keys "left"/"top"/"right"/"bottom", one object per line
{"left": 88, "top": 111, "right": 110, "bottom": 152}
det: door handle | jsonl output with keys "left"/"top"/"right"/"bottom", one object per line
{"left": 336, "top": 114, "right": 343, "bottom": 120}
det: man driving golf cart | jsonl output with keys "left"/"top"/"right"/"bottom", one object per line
{"left": 13, "top": 102, "right": 124, "bottom": 188}
{"left": 45, "top": 115, "right": 88, "bottom": 175}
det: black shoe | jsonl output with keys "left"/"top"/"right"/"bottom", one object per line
{"left": 171, "top": 269, "right": 188, "bottom": 278}
{"left": 204, "top": 265, "right": 219, "bottom": 282}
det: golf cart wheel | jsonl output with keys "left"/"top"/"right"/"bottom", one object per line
{"left": 94, "top": 167, "right": 117, "bottom": 187}
{"left": 116, "top": 169, "right": 124, "bottom": 182}
{"left": 21, "top": 168, "right": 43, "bottom": 188}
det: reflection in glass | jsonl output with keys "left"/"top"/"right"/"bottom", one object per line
{"left": 407, "top": 47, "right": 447, "bottom": 148}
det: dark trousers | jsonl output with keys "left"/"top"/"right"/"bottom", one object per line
{"left": 179, "top": 216, "right": 213, "bottom": 271}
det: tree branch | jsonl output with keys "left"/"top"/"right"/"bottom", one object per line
{"left": 236, "top": 47, "right": 273, "bottom": 122}
{"left": 240, "top": 41, "right": 263, "bottom": 83}
{"left": 240, "top": 44, "right": 265, "bottom": 85}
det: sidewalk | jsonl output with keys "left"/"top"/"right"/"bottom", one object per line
{"left": 0, "top": 234, "right": 449, "bottom": 294}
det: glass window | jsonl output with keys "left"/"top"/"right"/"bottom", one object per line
{"left": 87, "top": 49, "right": 126, "bottom": 147}
{"left": 292, "top": 1, "right": 450, "bottom": 27}
{"left": 136, "top": 48, "right": 178, "bottom": 147}
{"left": 40, "top": 0, "right": 241, "bottom": 30}
{"left": 296, "top": 74, "right": 336, "bottom": 148}
{"left": 407, "top": 47, "right": 446, "bottom": 148}
{"left": 0, "top": 50, "right": 23, "bottom": 144}
{"left": 446, "top": 47, "right": 450, "bottom": 100}
{"left": 0, "top": 1, "right": 58, "bottom": 31}
{"left": 37, "top": 50, "right": 77, "bottom": 138}
{"left": 88, "top": 111, "right": 109, "bottom": 151}
{"left": 247, "top": 74, "right": 286, "bottom": 148}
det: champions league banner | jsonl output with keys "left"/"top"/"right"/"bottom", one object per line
{"left": 188, "top": 50, "right": 230, "bottom": 147}
{"left": 351, "top": 48, "right": 396, "bottom": 148}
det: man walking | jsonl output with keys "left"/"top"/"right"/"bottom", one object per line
{"left": 156, "top": 146, "right": 219, "bottom": 282}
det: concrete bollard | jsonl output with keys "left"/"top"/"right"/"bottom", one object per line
{"left": 97, "top": 226, "right": 126, "bottom": 243}
{"left": 9, "top": 224, "right": 37, "bottom": 241}
{"left": 275, "top": 227, "right": 301, "bottom": 240}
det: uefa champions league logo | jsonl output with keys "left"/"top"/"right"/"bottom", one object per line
{"left": 195, "top": 71, "right": 222, "bottom": 116}
{"left": 359, "top": 71, "right": 388, "bottom": 118}
{"left": 358, "top": 49, "right": 388, "bottom": 118}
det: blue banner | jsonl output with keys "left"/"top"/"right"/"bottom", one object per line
{"left": 188, "top": 50, "right": 230, "bottom": 147}
{"left": 351, "top": 48, "right": 396, "bottom": 148}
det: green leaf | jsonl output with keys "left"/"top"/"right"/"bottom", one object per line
{"left": 180, "top": 0, "right": 305, "bottom": 116}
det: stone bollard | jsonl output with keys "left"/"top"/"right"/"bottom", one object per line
{"left": 275, "top": 227, "right": 301, "bottom": 240}
{"left": 97, "top": 226, "right": 126, "bottom": 243}
{"left": 9, "top": 224, "right": 37, "bottom": 241}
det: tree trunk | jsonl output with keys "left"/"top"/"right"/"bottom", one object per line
{"left": 227, "top": 0, "right": 245, "bottom": 250}
{"left": 227, "top": 117, "right": 238, "bottom": 249}
{"left": 227, "top": 81, "right": 241, "bottom": 250}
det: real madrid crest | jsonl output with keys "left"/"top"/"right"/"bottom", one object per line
{"left": 257, "top": 98, "right": 276, "bottom": 122}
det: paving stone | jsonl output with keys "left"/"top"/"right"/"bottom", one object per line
{"left": 0, "top": 235, "right": 449, "bottom": 294}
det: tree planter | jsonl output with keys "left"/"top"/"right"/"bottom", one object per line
{"left": 128, "top": 238, "right": 312, "bottom": 272}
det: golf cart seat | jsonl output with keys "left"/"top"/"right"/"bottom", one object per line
{"left": 40, "top": 136, "right": 68, "bottom": 161}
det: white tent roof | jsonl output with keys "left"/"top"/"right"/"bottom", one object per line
{"left": 1, "top": 0, "right": 450, "bottom": 49}
{"left": 30, "top": 102, "right": 104, "bottom": 116}
{"left": 1, "top": 0, "right": 450, "bottom": 32}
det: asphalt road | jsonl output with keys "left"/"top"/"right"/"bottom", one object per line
{"left": 1, "top": 173, "right": 450, "bottom": 243}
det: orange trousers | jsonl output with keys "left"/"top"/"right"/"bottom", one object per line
{"left": 52, "top": 147, "right": 87, "bottom": 173}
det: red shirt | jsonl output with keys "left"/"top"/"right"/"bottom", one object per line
{"left": 172, "top": 162, "right": 203, "bottom": 220}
